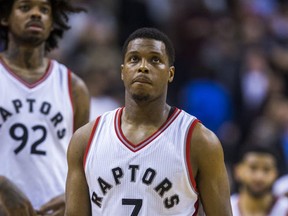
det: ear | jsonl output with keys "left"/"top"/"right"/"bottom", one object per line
{"left": 168, "top": 66, "right": 175, "bottom": 83}
{"left": 121, "top": 64, "right": 124, "bottom": 80}
{"left": 272, "top": 168, "right": 278, "bottom": 182}
{"left": 1, "top": 18, "right": 8, "bottom": 26}
{"left": 234, "top": 164, "right": 244, "bottom": 182}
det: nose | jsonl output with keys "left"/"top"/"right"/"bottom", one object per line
{"left": 138, "top": 59, "right": 149, "bottom": 73}
{"left": 253, "top": 170, "right": 266, "bottom": 182}
{"left": 30, "top": 7, "right": 42, "bottom": 19}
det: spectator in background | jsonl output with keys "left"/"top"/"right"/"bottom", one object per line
{"left": 237, "top": 47, "right": 272, "bottom": 141}
{"left": 244, "top": 94, "right": 288, "bottom": 175}
{"left": 48, "top": 0, "right": 124, "bottom": 120}
{"left": 179, "top": 79, "right": 233, "bottom": 135}
{"left": 231, "top": 145, "right": 288, "bottom": 215}
{"left": 81, "top": 51, "right": 123, "bottom": 120}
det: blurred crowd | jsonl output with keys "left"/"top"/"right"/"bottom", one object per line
{"left": 1, "top": 0, "right": 288, "bottom": 195}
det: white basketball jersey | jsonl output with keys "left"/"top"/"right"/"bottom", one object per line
{"left": 84, "top": 107, "right": 200, "bottom": 216}
{"left": 231, "top": 194, "right": 288, "bottom": 216}
{"left": 0, "top": 59, "right": 74, "bottom": 209}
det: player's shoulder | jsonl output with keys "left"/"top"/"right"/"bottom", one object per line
{"left": 69, "top": 71, "right": 88, "bottom": 94}
{"left": 191, "top": 121, "right": 220, "bottom": 149}
{"left": 179, "top": 108, "right": 222, "bottom": 154}
{"left": 275, "top": 196, "right": 288, "bottom": 209}
{"left": 189, "top": 119, "right": 223, "bottom": 165}
{"left": 74, "top": 120, "right": 96, "bottom": 140}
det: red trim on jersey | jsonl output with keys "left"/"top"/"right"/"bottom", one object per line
{"left": 0, "top": 58, "right": 53, "bottom": 88}
{"left": 83, "top": 117, "right": 101, "bottom": 168}
{"left": 185, "top": 119, "right": 200, "bottom": 192}
{"left": 67, "top": 70, "right": 75, "bottom": 132}
{"left": 192, "top": 198, "right": 200, "bottom": 216}
{"left": 114, "top": 107, "right": 182, "bottom": 152}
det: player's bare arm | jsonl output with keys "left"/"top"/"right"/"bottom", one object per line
{"left": 190, "top": 123, "right": 232, "bottom": 216}
{"left": 71, "top": 73, "right": 90, "bottom": 131}
{"left": 37, "top": 73, "right": 90, "bottom": 216}
{"left": 65, "top": 121, "right": 95, "bottom": 216}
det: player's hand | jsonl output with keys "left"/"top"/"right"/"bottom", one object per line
{"left": 0, "top": 176, "right": 36, "bottom": 216}
{"left": 37, "top": 194, "right": 65, "bottom": 216}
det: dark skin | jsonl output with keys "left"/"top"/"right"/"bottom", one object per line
{"left": 0, "top": 176, "right": 36, "bottom": 216}
{"left": 65, "top": 38, "right": 232, "bottom": 216}
{"left": 0, "top": 0, "right": 90, "bottom": 215}
{"left": 234, "top": 153, "right": 278, "bottom": 216}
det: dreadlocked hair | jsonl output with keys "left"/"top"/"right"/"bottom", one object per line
{"left": 0, "top": 0, "right": 86, "bottom": 52}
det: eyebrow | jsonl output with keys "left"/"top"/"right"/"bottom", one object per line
{"left": 126, "top": 51, "right": 163, "bottom": 56}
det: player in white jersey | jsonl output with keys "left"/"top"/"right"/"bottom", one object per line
{"left": 0, "top": 0, "right": 90, "bottom": 215}
{"left": 65, "top": 27, "right": 232, "bottom": 216}
{"left": 231, "top": 144, "right": 288, "bottom": 216}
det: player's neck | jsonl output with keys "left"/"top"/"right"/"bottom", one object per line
{"left": 1, "top": 46, "right": 50, "bottom": 84}
{"left": 3, "top": 41, "right": 47, "bottom": 70}
{"left": 239, "top": 191, "right": 274, "bottom": 215}
{"left": 121, "top": 103, "right": 172, "bottom": 145}
{"left": 123, "top": 101, "right": 171, "bottom": 127}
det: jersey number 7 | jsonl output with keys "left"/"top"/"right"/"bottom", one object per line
{"left": 122, "top": 198, "right": 143, "bottom": 216}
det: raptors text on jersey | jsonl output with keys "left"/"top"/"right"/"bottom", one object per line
{"left": 84, "top": 107, "right": 200, "bottom": 216}
{"left": 0, "top": 59, "right": 74, "bottom": 209}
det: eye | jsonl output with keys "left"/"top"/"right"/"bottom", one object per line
{"left": 151, "top": 56, "right": 160, "bottom": 63}
{"left": 130, "top": 56, "right": 139, "bottom": 63}
{"left": 263, "top": 166, "right": 273, "bottom": 173}
{"left": 19, "top": 4, "right": 30, "bottom": 12}
{"left": 40, "top": 6, "right": 51, "bottom": 14}
{"left": 249, "top": 164, "right": 258, "bottom": 172}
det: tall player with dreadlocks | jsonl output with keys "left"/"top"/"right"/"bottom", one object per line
{"left": 0, "top": 0, "right": 90, "bottom": 215}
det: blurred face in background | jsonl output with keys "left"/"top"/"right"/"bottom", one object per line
{"left": 235, "top": 152, "right": 278, "bottom": 198}
{"left": 2, "top": 0, "right": 53, "bottom": 47}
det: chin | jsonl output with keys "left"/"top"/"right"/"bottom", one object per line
{"left": 132, "top": 93, "right": 150, "bottom": 102}
{"left": 247, "top": 186, "right": 272, "bottom": 198}
{"left": 22, "top": 35, "right": 45, "bottom": 46}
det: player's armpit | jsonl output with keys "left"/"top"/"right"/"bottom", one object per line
{"left": 70, "top": 72, "right": 90, "bottom": 131}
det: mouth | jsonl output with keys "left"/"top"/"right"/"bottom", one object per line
{"left": 26, "top": 21, "right": 44, "bottom": 31}
{"left": 132, "top": 76, "right": 152, "bottom": 84}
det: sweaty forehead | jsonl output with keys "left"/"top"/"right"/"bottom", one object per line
{"left": 126, "top": 38, "right": 166, "bottom": 55}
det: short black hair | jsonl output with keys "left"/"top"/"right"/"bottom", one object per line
{"left": 0, "top": 0, "right": 85, "bottom": 52}
{"left": 122, "top": 27, "right": 175, "bottom": 66}
{"left": 237, "top": 144, "right": 279, "bottom": 167}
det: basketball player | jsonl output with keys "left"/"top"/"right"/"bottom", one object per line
{"left": 0, "top": 0, "right": 90, "bottom": 215}
{"left": 231, "top": 145, "right": 288, "bottom": 215}
{"left": 65, "top": 27, "right": 232, "bottom": 216}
